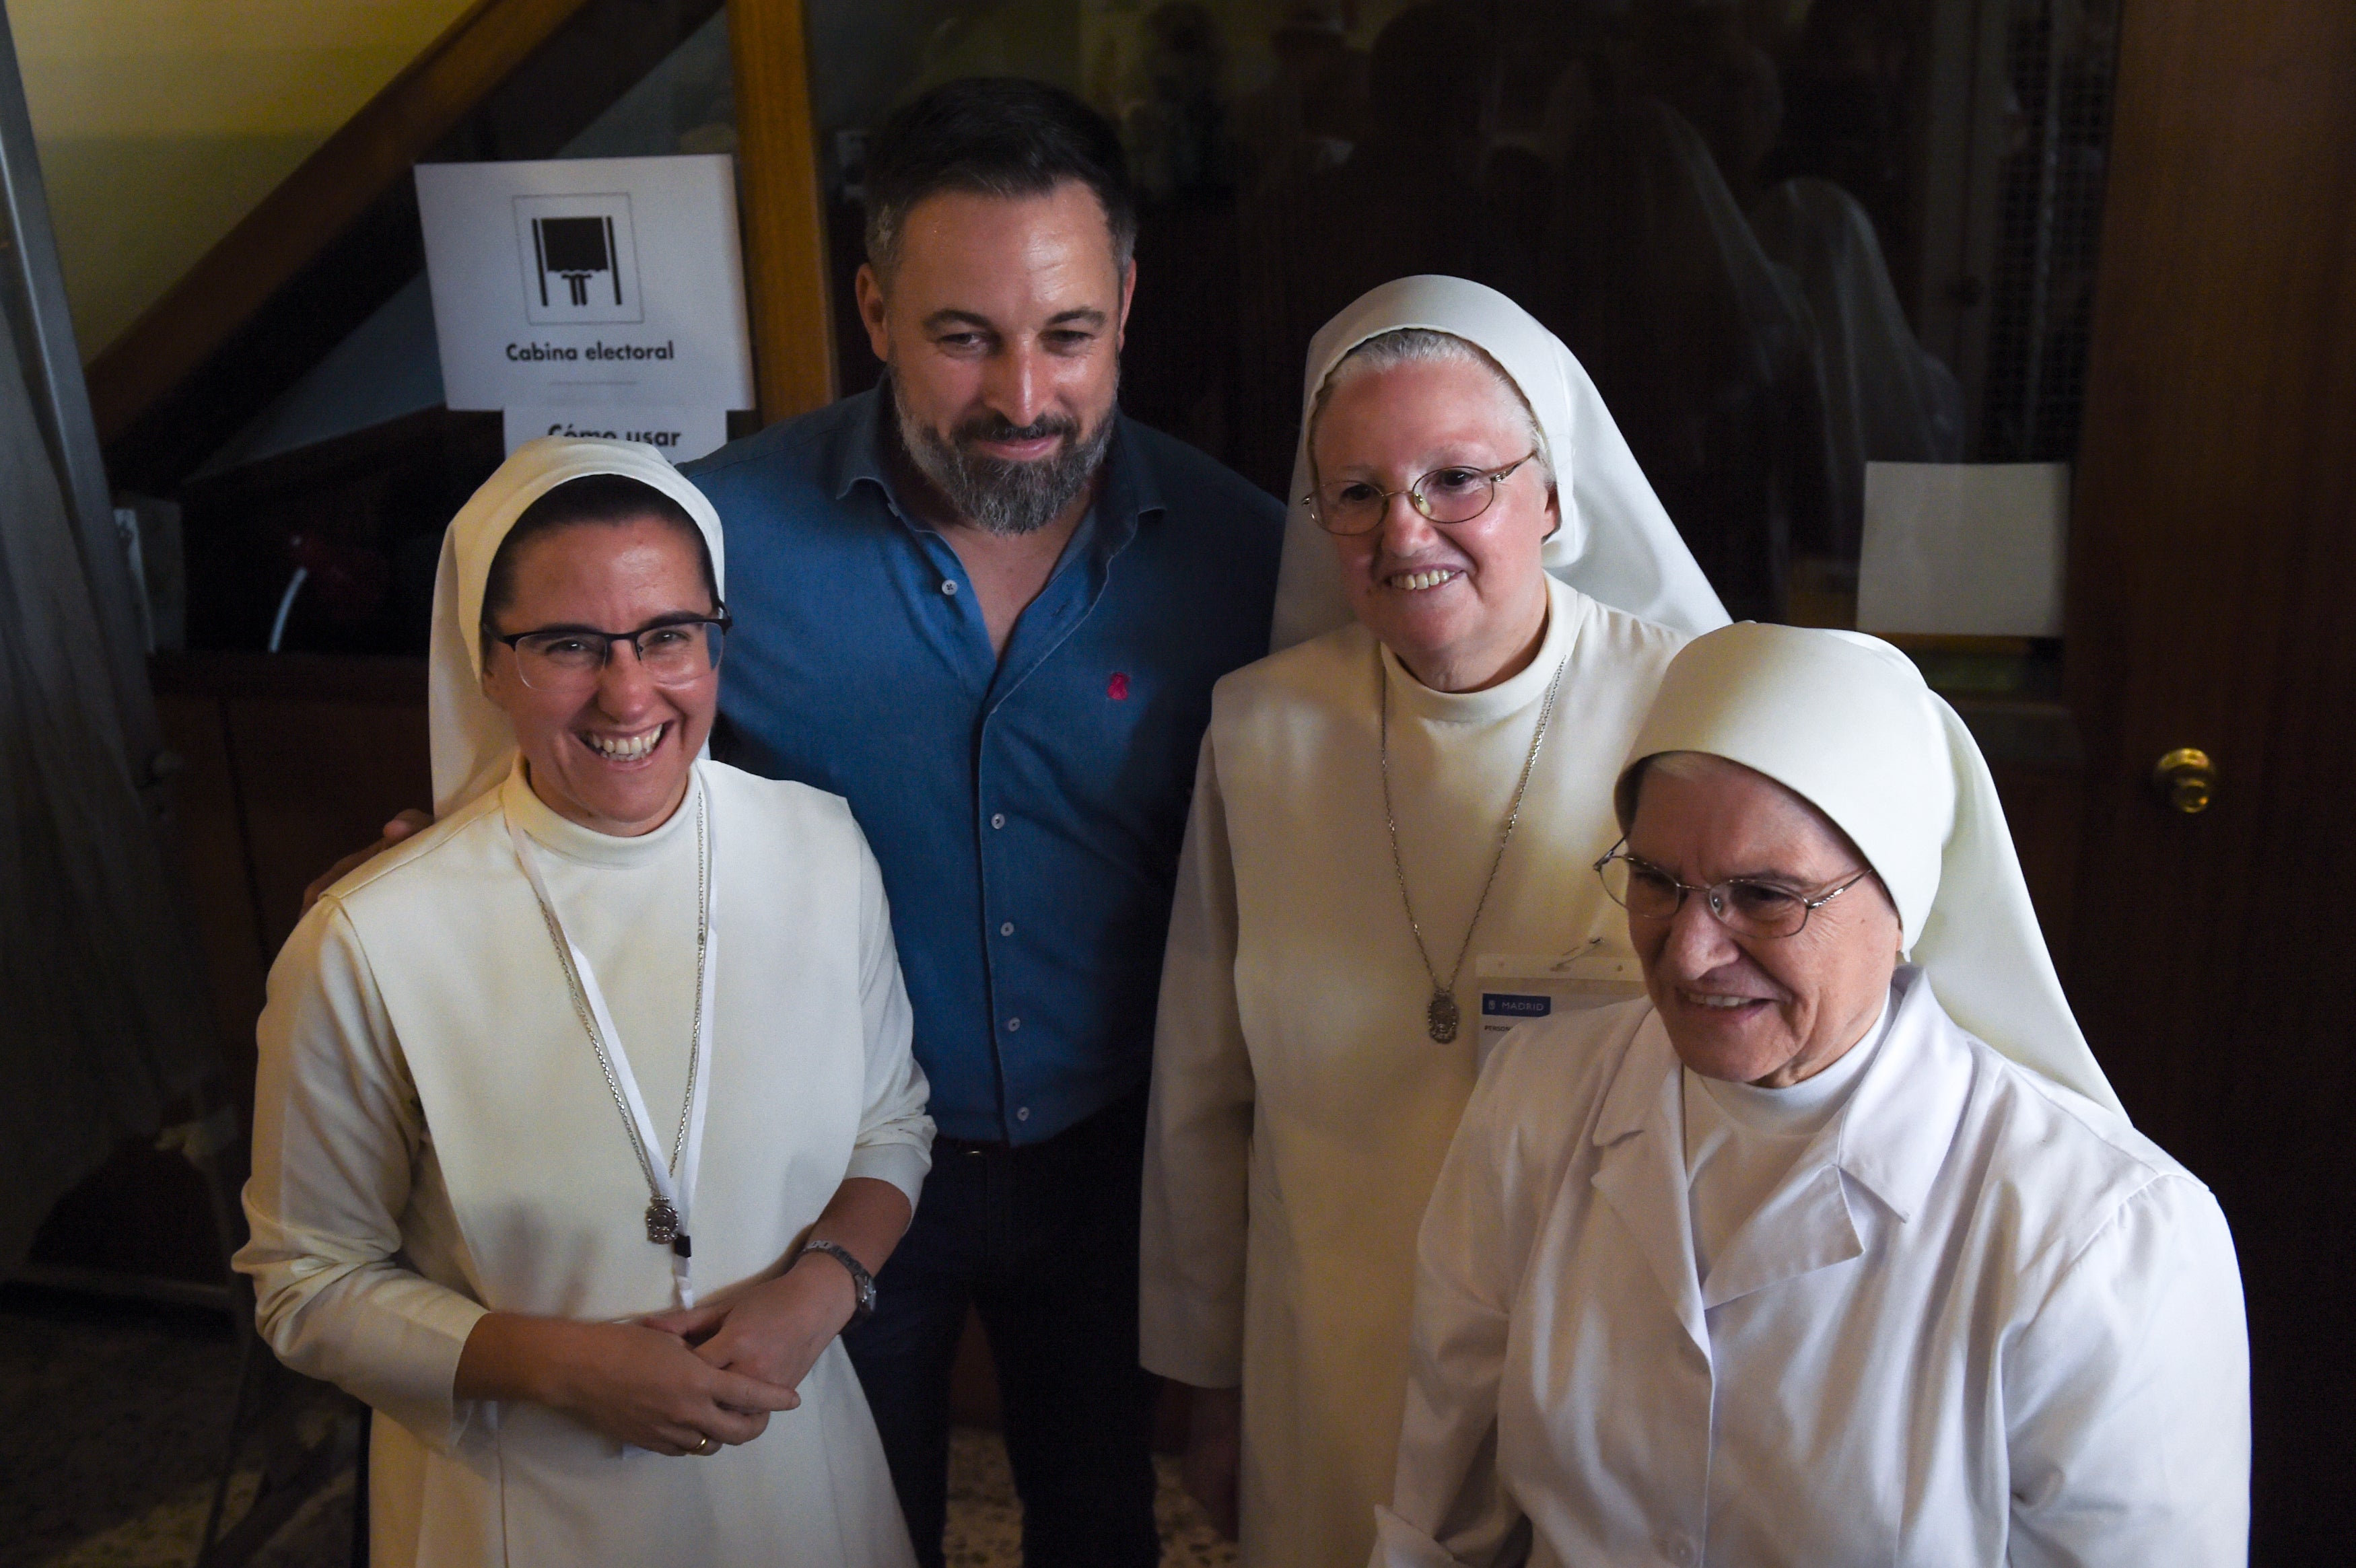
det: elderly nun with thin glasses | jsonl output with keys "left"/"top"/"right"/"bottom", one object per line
{"left": 1141, "top": 276, "right": 1728, "bottom": 1568}
{"left": 1375, "top": 622, "right": 2250, "bottom": 1567}
{"left": 238, "top": 437, "right": 932, "bottom": 1567}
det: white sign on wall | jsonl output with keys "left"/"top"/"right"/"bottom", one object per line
{"left": 502, "top": 406, "right": 728, "bottom": 460}
{"left": 1857, "top": 462, "right": 2069, "bottom": 638}
{"left": 416, "top": 155, "right": 753, "bottom": 460}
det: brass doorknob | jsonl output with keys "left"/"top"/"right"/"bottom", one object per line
{"left": 2153, "top": 748, "right": 2216, "bottom": 814}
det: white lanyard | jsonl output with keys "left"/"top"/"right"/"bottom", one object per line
{"left": 507, "top": 783, "right": 717, "bottom": 1308}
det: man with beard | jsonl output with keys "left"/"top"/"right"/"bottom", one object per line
{"left": 685, "top": 78, "right": 1283, "bottom": 1568}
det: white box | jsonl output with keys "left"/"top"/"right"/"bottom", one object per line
{"left": 1857, "top": 462, "right": 2069, "bottom": 637}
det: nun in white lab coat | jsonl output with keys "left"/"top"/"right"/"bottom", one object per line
{"left": 1375, "top": 622, "right": 2249, "bottom": 1568}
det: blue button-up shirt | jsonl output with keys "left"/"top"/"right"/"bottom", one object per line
{"left": 687, "top": 388, "right": 1283, "bottom": 1143}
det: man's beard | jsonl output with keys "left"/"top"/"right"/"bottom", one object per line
{"left": 893, "top": 377, "right": 1117, "bottom": 537}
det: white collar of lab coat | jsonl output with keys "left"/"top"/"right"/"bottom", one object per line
{"left": 1829, "top": 968, "right": 1975, "bottom": 1223}
{"left": 1591, "top": 968, "right": 1974, "bottom": 1323}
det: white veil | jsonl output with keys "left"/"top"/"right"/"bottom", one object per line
{"left": 426, "top": 437, "right": 728, "bottom": 816}
{"left": 1268, "top": 275, "right": 1730, "bottom": 649}
{"left": 1614, "top": 621, "right": 2123, "bottom": 1116}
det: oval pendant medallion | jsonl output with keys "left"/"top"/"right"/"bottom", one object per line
{"left": 645, "top": 1197, "right": 681, "bottom": 1246}
{"left": 1426, "top": 991, "right": 1461, "bottom": 1044}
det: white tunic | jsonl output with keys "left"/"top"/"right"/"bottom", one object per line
{"left": 1142, "top": 577, "right": 1684, "bottom": 1568}
{"left": 1375, "top": 968, "right": 2250, "bottom": 1568}
{"left": 238, "top": 761, "right": 932, "bottom": 1568}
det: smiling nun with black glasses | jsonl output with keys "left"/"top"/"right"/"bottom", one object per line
{"left": 236, "top": 438, "right": 932, "bottom": 1567}
{"left": 1376, "top": 622, "right": 2249, "bottom": 1567}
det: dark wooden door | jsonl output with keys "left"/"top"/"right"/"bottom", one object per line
{"left": 2064, "top": 1, "right": 2356, "bottom": 1559}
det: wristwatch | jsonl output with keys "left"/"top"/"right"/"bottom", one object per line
{"left": 798, "top": 1239, "right": 878, "bottom": 1326}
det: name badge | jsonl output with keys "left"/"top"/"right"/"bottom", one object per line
{"left": 1474, "top": 948, "right": 1647, "bottom": 1073}
{"left": 1482, "top": 992, "right": 1554, "bottom": 1020}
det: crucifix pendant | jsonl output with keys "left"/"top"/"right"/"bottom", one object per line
{"left": 645, "top": 1197, "right": 681, "bottom": 1246}
{"left": 1426, "top": 990, "right": 1461, "bottom": 1044}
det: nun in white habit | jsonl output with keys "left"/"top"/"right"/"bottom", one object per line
{"left": 1141, "top": 277, "right": 1728, "bottom": 1568}
{"left": 236, "top": 437, "right": 931, "bottom": 1567}
{"left": 1749, "top": 176, "right": 1967, "bottom": 560}
{"left": 1376, "top": 622, "right": 2250, "bottom": 1568}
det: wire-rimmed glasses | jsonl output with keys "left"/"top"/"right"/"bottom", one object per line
{"left": 490, "top": 608, "right": 731, "bottom": 696}
{"left": 1302, "top": 452, "right": 1539, "bottom": 536}
{"left": 1592, "top": 839, "right": 1872, "bottom": 940}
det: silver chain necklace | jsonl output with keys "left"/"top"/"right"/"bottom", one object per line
{"left": 1379, "top": 648, "right": 1569, "bottom": 1044}
{"left": 527, "top": 786, "right": 711, "bottom": 1247}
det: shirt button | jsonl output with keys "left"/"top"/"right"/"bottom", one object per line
{"left": 941, "top": 579, "right": 959, "bottom": 596}
{"left": 1016, "top": 1107, "right": 1031, "bottom": 1122}
{"left": 1006, "top": 1018, "right": 1021, "bottom": 1032}
{"left": 1659, "top": 1534, "right": 1696, "bottom": 1566}
{"left": 990, "top": 813, "right": 1006, "bottom": 830}
{"left": 1000, "top": 921, "right": 1015, "bottom": 936}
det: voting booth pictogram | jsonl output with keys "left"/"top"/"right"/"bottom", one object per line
{"left": 418, "top": 155, "right": 753, "bottom": 461}
{"left": 516, "top": 195, "right": 642, "bottom": 322}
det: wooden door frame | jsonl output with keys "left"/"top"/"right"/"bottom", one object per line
{"left": 728, "top": 0, "right": 839, "bottom": 423}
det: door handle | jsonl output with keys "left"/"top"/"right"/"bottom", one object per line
{"left": 2152, "top": 748, "right": 2216, "bottom": 814}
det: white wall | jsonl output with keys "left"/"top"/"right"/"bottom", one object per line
{"left": 13, "top": 0, "right": 478, "bottom": 361}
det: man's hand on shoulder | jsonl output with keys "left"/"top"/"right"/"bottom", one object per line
{"left": 301, "top": 809, "right": 433, "bottom": 915}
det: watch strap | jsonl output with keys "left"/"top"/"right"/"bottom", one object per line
{"left": 798, "top": 1239, "right": 877, "bottom": 1326}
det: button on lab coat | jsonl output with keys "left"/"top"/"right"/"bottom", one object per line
{"left": 1374, "top": 970, "right": 2249, "bottom": 1567}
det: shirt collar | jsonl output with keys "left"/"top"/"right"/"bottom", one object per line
{"left": 1595, "top": 1008, "right": 1680, "bottom": 1148}
{"left": 828, "top": 380, "right": 1165, "bottom": 551}
{"left": 1095, "top": 415, "right": 1165, "bottom": 542}
{"left": 1828, "top": 966, "right": 1974, "bottom": 1222}
{"left": 827, "top": 380, "right": 899, "bottom": 505}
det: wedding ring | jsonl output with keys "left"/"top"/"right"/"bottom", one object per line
{"left": 691, "top": 1435, "right": 719, "bottom": 1456}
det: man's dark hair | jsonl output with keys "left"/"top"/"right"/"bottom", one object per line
{"left": 480, "top": 474, "right": 717, "bottom": 654}
{"left": 864, "top": 77, "right": 1138, "bottom": 282}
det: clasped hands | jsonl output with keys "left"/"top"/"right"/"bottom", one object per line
{"left": 457, "top": 1248, "right": 860, "bottom": 1460}
{"left": 643, "top": 1248, "right": 862, "bottom": 1444}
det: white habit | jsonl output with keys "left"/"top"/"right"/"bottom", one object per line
{"left": 1142, "top": 575, "right": 1684, "bottom": 1568}
{"left": 239, "top": 760, "right": 932, "bottom": 1567}
{"left": 1376, "top": 970, "right": 2249, "bottom": 1567}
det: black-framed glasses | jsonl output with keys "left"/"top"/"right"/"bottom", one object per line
{"left": 1302, "top": 452, "right": 1540, "bottom": 536}
{"left": 1592, "top": 839, "right": 1873, "bottom": 940}
{"left": 491, "top": 607, "right": 731, "bottom": 695}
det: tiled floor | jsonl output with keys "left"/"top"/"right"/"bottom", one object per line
{"left": 0, "top": 1286, "right": 1235, "bottom": 1568}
